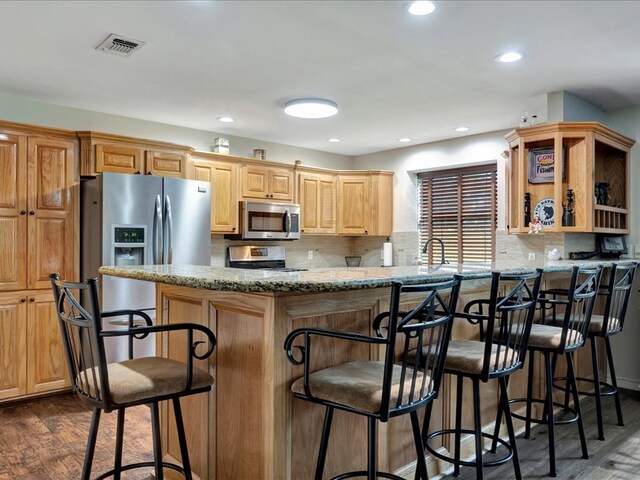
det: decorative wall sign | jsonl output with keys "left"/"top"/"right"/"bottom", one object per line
{"left": 533, "top": 197, "right": 555, "bottom": 226}
{"left": 528, "top": 147, "right": 564, "bottom": 184}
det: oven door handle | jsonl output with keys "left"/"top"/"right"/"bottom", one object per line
{"left": 284, "top": 209, "right": 291, "bottom": 238}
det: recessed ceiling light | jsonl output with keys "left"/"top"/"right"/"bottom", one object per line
{"left": 397, "top": 138, "right": 412, "bottom": 143}
{"left": 454, "top": 126, "right": 470, "bottom": 132}
{"left": 284, "top": 98, "right": 338, "bottom": 119}
{"left": 408, "top": 1, "right": 436, "bottom": 16}
{"left": 218, "top": 116, "right": 235, "bottom": 123}
{"left": 495, "top": 52, "right": 523, "bottom": 63}
{"left": 327, "top": 138, "right": 341, "bottom": 143}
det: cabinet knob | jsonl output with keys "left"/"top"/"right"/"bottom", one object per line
{"left": 146, "top": 171, "right": 153, "bottom": 175}
{"left": 20, "top": 298, "right": 26, "bottom": 303}
{"left": 135, "top": 170, "right": 141, "bottom": 175}
{"left": 364, "top": 230, "right": 368, "bottom": 235}
{"left": 20, "top": 210, "right": 26, "bottom": 215}
{"left": 232, "top": 227, "right": 236, "bottom": 231}
{"left": 29, "top": 210, "right": 35, "bottom": 215}
{"left": 29, "top": 297, "right": 35, "bottom": 303}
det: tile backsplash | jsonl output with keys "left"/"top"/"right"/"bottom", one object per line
{"left": 210, "top": 231, "right": 422, "bottom": 268}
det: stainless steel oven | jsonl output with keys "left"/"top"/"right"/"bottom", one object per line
{"left": 240, "top": 201, "right": 301, "bottom": 240}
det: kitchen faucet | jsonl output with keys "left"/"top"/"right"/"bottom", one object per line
{"left": 422, "top": 237, "right": 448, "bottom": 265}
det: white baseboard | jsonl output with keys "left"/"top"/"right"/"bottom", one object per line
{"left": 602, "top": 372, "right": 640, "bottom": 391}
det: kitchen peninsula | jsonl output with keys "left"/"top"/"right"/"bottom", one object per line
{"left": 99, "top": 261, "right": 625, "bottom": 480}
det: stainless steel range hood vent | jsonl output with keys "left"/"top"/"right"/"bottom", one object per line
{"left": 96, "top": 33, "right": 145, "bottom": 57}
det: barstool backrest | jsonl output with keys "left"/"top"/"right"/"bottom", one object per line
{"left": 50, "top": 274, "right": 113, "bottom": 410}
{"left": 488, "top": 269, "right": 543, "bottom": 379}
{"left": 375, "top": 277, "right": 461, "bottom": 420}
{"left": 598, "top": 262, "right": 637, "bottom": 336}
{"left": 554, "top": 265, "right": 602, "bottom": 352}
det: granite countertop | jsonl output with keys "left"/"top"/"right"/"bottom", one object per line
{"left": 98, "top": 259, "right": 634, "bottom": 294}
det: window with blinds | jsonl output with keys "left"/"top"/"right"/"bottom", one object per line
{"left": 418, "top": 165, "right": 497, "bottom": 265}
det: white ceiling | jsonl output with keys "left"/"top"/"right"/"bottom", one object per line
{"left": 1, "top": 1, "right": 639, "bottom": 156}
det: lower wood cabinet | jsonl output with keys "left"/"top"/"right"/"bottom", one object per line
{"left": 0, "top": 290, "right": 70, "bottom": 402}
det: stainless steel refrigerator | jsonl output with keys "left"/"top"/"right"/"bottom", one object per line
{"left": 81, "top": 173, "right": 211, "bottom": 362}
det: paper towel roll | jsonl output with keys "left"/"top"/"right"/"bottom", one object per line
{"left": 383, "top": 242, "right": 393, "bottom": 267}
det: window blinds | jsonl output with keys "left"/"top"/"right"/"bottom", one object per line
{"left": 418, "top": 165, "right": 497, "bottom": 265}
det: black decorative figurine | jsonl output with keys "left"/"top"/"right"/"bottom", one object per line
{"left": 524, "top": 192, "right": 531, "bottom": 227}
{"left": 562, "top": 189, "right": 574, "bottom": 227}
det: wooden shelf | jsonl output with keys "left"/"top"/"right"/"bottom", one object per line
{"left": 506, "top": 122, "right": 635, "bottom": 235}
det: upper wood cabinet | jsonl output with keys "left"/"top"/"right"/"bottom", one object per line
{"left": 506, "top": 122, "right": 635, "bottom": 234}
{"left": 337, "top": 171, "right": 393, "bottom": 236}
{"left": 0, "top": 130, "right": 78, "bottom": 292}
{"left": 78, "top": 132, "right": 190, "bottom": 178}
{"left": 189, "top": 152, "right": 240, "bottom": 234}
{"left": 242, "top": 163, "right": 294, "bottom": 201}
{"left": 297, "top": 170, "right": 337, "bottom": 235}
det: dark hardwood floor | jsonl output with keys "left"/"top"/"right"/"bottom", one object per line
{"left": 1, "top": 390, "right": 640, "bottom": 479}
{"left": 0, "top": 393, "right": 153, "bottom": 480}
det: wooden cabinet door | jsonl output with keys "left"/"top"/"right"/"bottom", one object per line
{"left": 337, "top": 175, "right": 370, "bottom": 235}
{"left": 27, "top": 137, "right": 77, "bottom": 290}
{"left": 0, "top": 292, "right": 27, "bottom": 400}
{"left": 299, "top": 173, "right": 336, "bottom": 234}
{"left": 146, "top": 150, "right": 187, "bottom": 178}
{"left": 26, "top": 290, "right": 69, "bottom": 394}
{"left": 0, "top": 134, "right": 27, "bottom": 291}
{"left": 242, "top": 165, "right": 270, "bottom": 199}
{"left": 192, "top": 159, "right": 239, "bottom": 234}
{"left": 269, "top": 167, "right": 293, "bottom": 201}
{"left": 96, "top": 144, "right": 143, "bottom": 174}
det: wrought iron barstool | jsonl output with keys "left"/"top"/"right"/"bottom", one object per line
{"left": 504, "top": 265, "right": 602, "bottom": 477}
{"left": 284, "top": 277, "right": 461, "bottom": 480}
{"left": 550, "top": 262, "right": 637, "bottom": 441}
{"left": 419, "top": 269, "right": 543, "bottom": 480}
{"left": 50, "top": 274, "right": 216, "bottom": 480}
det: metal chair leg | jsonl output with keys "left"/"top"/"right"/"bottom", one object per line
{"left": 566, "top": 353, "right": 589, "bottom": 460}
{"left": 454, "top": 375, "right": 464, "bottom": 476}
{"left": 590, "top": 337, "right": 605, "bottom": 440}
{"left": 314, "top": 407, "right": 334, "bottom": 480}
{"left": 367, "top": 417, "right": 377, "bottom": 480}
{"left": 472, "top": 378, "right": 484, "bottom": 480}
{"left": 544, "top": 352, "right": 557, "bottom": 477}
{"left": 499, "top": 377, "right": 521, "bottom": 480}
{"left": 82, "top": 408, "right": 101, "bottom": 480}
{"left": 173, "top": 397, "right": 193, "bottom": 480}
{"left": 113, "top": 409, "right": 125, "bottom": 480}
{"left": 605, "top": 337, "right": 624, "bottom": 426}
{"left": 490, "top": 376, "right": 509, "bottom": 454}
{"left": 524, "top": 350, "right": 535, "bottom": 439}
{"left": 411, "top": 410, "right": 429, "bottom": 480}
{"left": 150, "top": 402, "right": 164, "bottom": 480}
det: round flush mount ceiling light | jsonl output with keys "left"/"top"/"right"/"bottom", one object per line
{"left": 454, "top": 126, "right": 470, "bottom": 132}
{"left": 218, "top": 116, "right": 235, "bottom": 123}
{"left": 397, "top": 137, "right": 412, "bottom": 143}
{"left": 327, "top": 138, "right": 341, "bottom": 143}
{"left": 284, "top": 98, "right": 338, "bottom": 119}
{"left": 495, "top": 51, "right": 523, "bottom": 63}
{"left": 408, "top": 1, "right": 436, "bottom": 16}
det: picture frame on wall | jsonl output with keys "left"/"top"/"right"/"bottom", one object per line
{"left": 528, "top": 147, "right": 565, "bottom": 184}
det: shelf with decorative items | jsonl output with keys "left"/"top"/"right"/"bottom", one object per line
{"left": 505, "top": 122, "right": 634, "bottom": 234}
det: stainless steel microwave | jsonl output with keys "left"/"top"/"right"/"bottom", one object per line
{"left": 239, "top": 201, "right": 301, "bottom": 240}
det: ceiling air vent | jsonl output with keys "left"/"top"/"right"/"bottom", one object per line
{"left": 96, "top": 33, "right": 145, "bottom": 57}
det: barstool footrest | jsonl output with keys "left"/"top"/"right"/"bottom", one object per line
{"left": 94, "top": 460, "right": 188, "bottom": 480}
{"left": 509, "top": 397, "right": 579, "bottom": 425}
{"left": 331, "top": 471, "right": 404, "bottom": 480}
{"left": 553, "top": 375, "right": 619, "bottom": 397}
{"left": 425, "top": 428, "right": 513, "bottom": 468}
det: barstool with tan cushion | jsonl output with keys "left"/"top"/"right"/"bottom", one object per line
{"left": 50, "top": 274, "right": 215, "bottom": 480}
